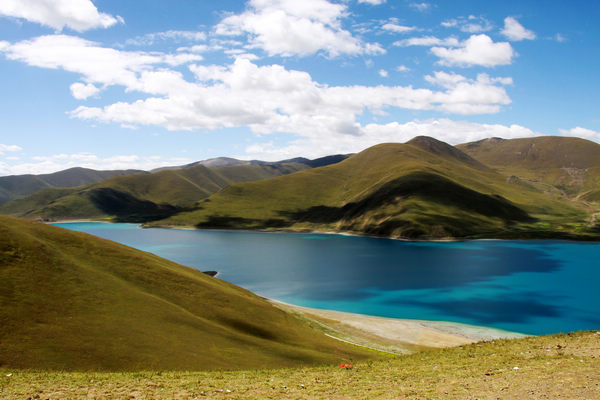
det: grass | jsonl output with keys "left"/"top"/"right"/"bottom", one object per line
{"left": 0, "top": 167, "right": 144, "bottom": 204}
{"left": 0, "top": 216, "right": 375, "bottom": 371}
{"left": 149, "top": 137, "right": 596, "bottom": 240}
{"left": 1, "top": 331, "right": 598, "bottom": 399}
{"left": 0, "top": 163, "right": 309, "bottom": 222}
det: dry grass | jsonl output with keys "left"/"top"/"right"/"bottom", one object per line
{"left": 2, "top": 331, "right": 599, "bottom": 399}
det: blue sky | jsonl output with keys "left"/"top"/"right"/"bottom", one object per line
{"left": 0, "top": 0, "right": 598, "bottom": 175}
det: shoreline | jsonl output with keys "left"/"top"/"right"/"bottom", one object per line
{"left": 270, "top": 300, "right": 527, "bottom": 354}
{"left": 46, "top": 218, "right": 599, "bottom": 242}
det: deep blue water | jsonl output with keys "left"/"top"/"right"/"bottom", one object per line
{"left": 54, "top": 222, "right": 600, "bottom": 335}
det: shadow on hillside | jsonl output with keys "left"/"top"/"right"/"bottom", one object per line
{"left": 195, "top": 215, "right": 288, "bottom": 229}
{"left": 89, "top": 187, "right": 193, "bottom": 223}
{"left": 278, "top": 172, "right": 535, "bottom": 236}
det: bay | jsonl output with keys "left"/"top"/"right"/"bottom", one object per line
{"left": 54, "top": 222, "right": 600, "bottom": 335}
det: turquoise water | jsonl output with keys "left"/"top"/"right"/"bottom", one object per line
{"left": 54, "top": 222, "right": 600, "bottom": 335}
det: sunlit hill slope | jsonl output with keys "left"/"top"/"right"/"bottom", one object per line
{"left": 0, "top": 216, "right": 373, "bottom": 371}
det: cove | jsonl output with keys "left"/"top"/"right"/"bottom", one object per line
{"left": 54, "top": 222, "right": 600, "bottom": 336}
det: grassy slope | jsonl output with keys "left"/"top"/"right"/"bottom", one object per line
{"left": 151, "top": 137, "right": 591, "bottom": 239}
{"left": 0, "top": 163, "right": 309, "bottom": 222}
{"left": 2, "top": 331, "right": 599, "bottom": 399}
{"left": 0, "top": 216, "right": 374, "bottom": 371}
{"left": 0, "top": 167, "right": 145, "bottom": 204}
{"left": 457, "top": 136, "right": 600, "bottom": 199}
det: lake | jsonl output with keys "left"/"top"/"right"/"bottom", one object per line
{"left": 54, "top": 222, "right": 600, "bottom": 335}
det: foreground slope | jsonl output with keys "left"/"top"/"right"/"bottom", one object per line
{"left": 0, "top": 167, "right": 145, "bottom": 204}
{"left": 151, "top": 137, "right": 592, "bottom": 239}
{"left": 0, "top": 163, "right": 310, "bottom": 222}
{"left": 0, "top": 216, "right": 373, "bottom": 371}
{"left": 2, "top": 331, "right": 598, "bottom": 399}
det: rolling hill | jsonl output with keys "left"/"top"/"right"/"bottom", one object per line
{"left": 0, "top": 162, "right": 311, "bottom": 222}
{"left": 457, "top": 136, "right": 600, "bottom": 201}
{"left": 0, "top": 215, "right": 373, "bottom": 370}
{"left": 148, "top": 136, "right": 595, "bottom": 239}
{"left": 0, "top": 167, "right": 145, "bottom": 204}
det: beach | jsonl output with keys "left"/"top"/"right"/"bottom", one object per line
{"left": 272, "top": 300, "right": 527, "bottom": 354}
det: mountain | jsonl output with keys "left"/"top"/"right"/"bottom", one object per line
{"left": 0, "top": 215, "right": 372, "bottom": 370}
{"left": 151, "top": 154, "right": 351, "bottom": 172}
{"left": 149, "top": 136, "right": 594, "bottom": 239}
{"left": 457, "top": 136, "right": 600, "bottom": 201}
{"left": 0, "top": 167, "right": 145, "bottom": 204}
{"left": 0, "top": 162, "right": 311, "bottom": 222}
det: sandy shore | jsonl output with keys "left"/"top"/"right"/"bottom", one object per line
{"left": 272, "top": 300, "right": 527, "bottom": 354}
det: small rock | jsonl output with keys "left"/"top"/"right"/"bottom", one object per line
{"left": 5, "top": 374, "right": 12, "bottom": 377}
{"left": 513, "top": 366, "right": 519, "bottom": 370}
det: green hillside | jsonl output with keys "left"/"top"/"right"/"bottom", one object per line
{"left": 0, "top": 163, "right": 309, "bottom": 222}
{"left": 0, "top": 167, "right": 145, "bottom": 204}
{"left": 0, "top": 215, "right": 373, "bottom": 371}
{"left": 457, "top": 136, "right": 600, "bottom": 199}
{"left": 150, "top": 137, "right": 594, "bottom": 239}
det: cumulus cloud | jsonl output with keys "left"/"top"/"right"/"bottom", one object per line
{"left": 378, "top": 69, "right": 388, "bottom": 77}
{"left": 0, "top": 0, "right": 123, "bottom": 32}
{"left": 242, "top": 118, "right": 537, "bottom": 160}
{"left": 0, "top": 144, "right": 22, "bottom": 155}
{"left": 66, "top": 57, "right": 513, "bottom": 135}
{"left": 431, "top": 34, "right": 514, "bottom": 67}
{"left": 0, "top": 153, "right": 193, "bottom": 176}
{"left": 559, "top": 127, "right": 600, "bottom": 142}
{"left": 69, "top": 82, "right": 100, "bottom": 99}
{"left": 214, "top": 0, "right": 384, "bottom": 57}
{"left": 1, "top": 34, "right": 515, "bottom": 153}
{"left": 0, "top": 35, "right": 203, "bottom": 94}
{"left": 501, "top": 17, "right": 536, "bottom": 41}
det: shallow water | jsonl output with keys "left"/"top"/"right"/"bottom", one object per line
{"left": 54, "top": 222, "right": 600, "bottom": 335}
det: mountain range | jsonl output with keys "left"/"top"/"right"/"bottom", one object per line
{"left": 1, "top": 136, "right": 599, "bottom": 239}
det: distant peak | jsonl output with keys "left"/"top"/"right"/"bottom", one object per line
{"left": 406, "top": 136, "right": 487, "bottom": 169}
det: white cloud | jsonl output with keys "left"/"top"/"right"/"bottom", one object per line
{"left": 69, "top": 82, "right": 100, "bottom": 99}
{"left": 214, "top": 0, "right": 384, "bottom": 57}
{"left": 559, "top": 127, "right": 600, "bottom": 142}
{"left": 381, "top": 23, "right": 416, "bottom": 33}
{"left": 0, "top": 0, "right": 123, "bottom": 32}
{"left": 409, "top": 2, "right": 430, "bottom": 12}
{"left": 396, "top": 65, "right": 410, "bottom": 72}
{"left": 431, "top": 34, "right": 514, "bottom": 67}
{"left": 554, "top": 33, "right": 567, "bottom": 43}
{"left": 126, "top": 30, "right": 207, "bottom": 47}
{"left": 68, "top": 56, "right": 513, "bottom": 137}
{"left": 394, "top": 35, "right": 459, "bottom": 47}
{"left": 358, "top": 0, "right": 386, "bottom": 4}
{"left": 0, "top": 153, "right": 194, "bottom": 176}
{"left": 378, "top": 69, "right": 388, "bottom": 77}
{"left": 241, "top": 118, "right": 537, "bottom": 160}
{"left": 442, "top": 16, "right": 492, "bottom": 33}
{"left": 0, "top": 144, "right": 22, "bottom": 155}
{"left": 1, "top": 35, "right": 514, "bottom": 148}
{"left": 501, "top": 17, "right": 536, "bottom": 41}
{"left": 0, "top": 35, "right": 203, "bottom": 94}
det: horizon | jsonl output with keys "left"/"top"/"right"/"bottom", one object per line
{"left": 1, "top": 0, "right": 599, "bottom": 175}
